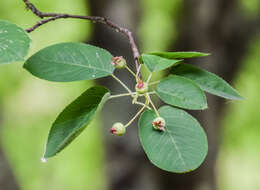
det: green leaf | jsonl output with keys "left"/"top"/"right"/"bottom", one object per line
{"left": 150, "top": 51, "right": 210, "bottom": 59}
{"left": 171, "top": 64, "right": 243, "bottom": 100}
{"left": 24, "top": 42, "right": 114, "bottom": 82}
{"left": 156, "top": 75, "right": 207, "bottom": 110}
{"left": 0, "top": 19, "right": 31, "bottom": 64}
{"left": 141, "top": 54, "right": 182, "bottom": 72}
{"left": 139, "top": 106, "right": 208, "bottom": 173}
{"left": 44, "top": 86, "right": 110, "bottom": 159}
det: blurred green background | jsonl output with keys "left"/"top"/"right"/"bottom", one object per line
{"left": 0, "top": 0, "right": 259, "bottom": 190}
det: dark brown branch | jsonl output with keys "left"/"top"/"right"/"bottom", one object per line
{"left": 25, "top": 16, "right": 64, "bottom": 33}
{"left": 23, "top": 0, "right": 141, "bottom": 74}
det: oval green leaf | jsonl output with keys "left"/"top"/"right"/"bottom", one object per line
{"left": 150, "top": 51, "right": 210, "bottom": 59}
{"left": 139, "top": 106, "right": 208, "bottom": 173}
{"left": 171, "top": 64, "right": 243, "bottom": 100}
{"left": 0, "top": 19, "right": 31, "bottom": 64}
{"left": 24, "top": 42, "right": 114, "bottom": 82}
{"left": 141, "top": 54, "right": 182, "bottom": 72}
{"left": 44, "top": 86, "right": 110, "bottom": 159}
{"left": 156, "top": 75, "right": 207, "bottom": 110}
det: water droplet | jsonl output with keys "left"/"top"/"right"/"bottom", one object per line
{"left": 92, "top": 74, "right": 96, "bottom": 78}
{"left": 115, "top": 29, "right": 119, "bottom": 33}
{"left": 41, "top": 157, "right": 47, "bottom": 163}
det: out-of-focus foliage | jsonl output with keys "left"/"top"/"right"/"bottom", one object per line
{"left": 217, "top": 1, "right": 260, "bottom": 189}
{"left": 240, "top": 0, "right": 260, "bottom": 16}
{"left": 139, "top": 0, "right": 181, "bottom": 52}
{"left": 0, "top": 1, "right": 106, "bottom": 190}
{"left": 218, "top": 34, "right": 260, "bottom": 190}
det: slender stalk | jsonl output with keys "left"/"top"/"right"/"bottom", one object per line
{"left": 125, "top": 106, "right": 146, "bottom": 128}
{"left": 134, "top": 101, "right": 152, "bottom": 110}
{"left": 136, "top": 64, "right": 142, "bottom": 79}
{"left": 147, "top": 91, "right": 157, "bottom": 96}
{"left": 109, "top": 91, "right": 156, "bottom": 100}
{"left": 109, "top": 92, "right": 137, "bottom": 99}
{"left": 146, "top": 94, "right": 160, "bottom": 117}
{"left": 111, "top": 74, "right": 133, "bottom": 96}
{"left": 125, "top": 65, "right": 137, "bottom": 78}
{"left": 149, "top": 80, "right": 160, "bottom": 86}
{"left": 137, "top": 91, "right": 156, "bottom": 96}
{"left": 146, "top": 73, "right": 153, "bottom": 83}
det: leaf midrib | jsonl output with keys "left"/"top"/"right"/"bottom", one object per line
{"left": 157, "top": 87, "right": 205, "bottom": 108}
{"left": 165, "top": 127, "right": 187, "bottom": 168}
{"left": 38, "top": 55, "right": 112, "bottom": 74}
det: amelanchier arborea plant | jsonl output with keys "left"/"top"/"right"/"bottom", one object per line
{"left": 0, "top": 1, "right": 243, "bottom": 173}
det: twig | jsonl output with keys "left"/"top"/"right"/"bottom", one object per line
{"left": 23, "top": 0, "right": 141, "bottom": 74}
{"left": 26, "top": 15, "right": 64, "bottom": 33}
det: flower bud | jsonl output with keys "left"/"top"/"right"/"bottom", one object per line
{"left": 152, "top": 117, "right": 166, "bottom": 132}
{"left": 111, "top": 56, "right": 126, "bottom": 69}
{"left": 135, "top": 80, "right": 148, "bottom": 94}
{"left": 110, "top": 122, "right": 126, "bottom": 136}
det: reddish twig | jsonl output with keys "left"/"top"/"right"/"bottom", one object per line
{"left": 23, "top": 0, "right": 141, "bottom": 74}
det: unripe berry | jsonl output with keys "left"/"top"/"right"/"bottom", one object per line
{"left": 152, "top": 117, "right": 166, "bottom": 132}
{"left": 110, "top": 122, "right": 126, "bottom": 136}
{"left": 135, "top": 80, "right": 148, "bottom": 94}
{"left": 111, "top": 56, "right": 126, "bottom": 69}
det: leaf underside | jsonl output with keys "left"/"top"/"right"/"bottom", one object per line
{"left": 141, "top": 54, "right": 182, "bottom": 72}
{"left": 150, "top": 51, "right": 210, "bottom": 59}
{"left": 44, "top": 86, "right": 110, "bottom": 158}
{"left": 0, "top": 19, "right": 31, "bottom": 64}
{"left": 139, "top": 106, "right": 208, "bottom": 173}
{"left": 24, "top": 42, "right": 114, "bottom": 82}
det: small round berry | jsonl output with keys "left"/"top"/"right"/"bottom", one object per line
{"left": 152, "top": 117, "right": 166, "bottom": 132}
{"left": 110, "top": 122, "right": 126, "bottom": 136}
{"left": 111, "top": 56, "right": 126, "bottom": 69}
{"left": 135, "top": 80, "right": 148, "bottom": 94}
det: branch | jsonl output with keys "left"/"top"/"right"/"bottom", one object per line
{"left": 23, "top": 0, "right": 141, "bottom": 73}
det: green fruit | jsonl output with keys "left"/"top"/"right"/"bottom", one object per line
{"left": 110, "top": 122, "right": 126, "bottom": 136}
{"left": 152, "top": 117, "right": 166, "bottom": 131}
{"left": 135, "top": 80, "right": 148, "bottom": 94}
{"left": 111, "top": 56, "right": 126, "bottom": 69}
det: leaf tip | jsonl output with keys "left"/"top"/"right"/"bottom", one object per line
{"left": 202, "top": 52, "right": 211, "bottom": 57}
{"left": 200, "top": 103, "right": 208, "bottom": 110}
{"left": 22, "top": 61, "right": 29, "bottom": 70}
{"left": 234, "top": 93, "right": 244, "bottom": 100}
{"left": 41, "top": 157, "right": 47, "bottom": 163}
{"left": 225, "top": 93, "right": 244, "bottom": 101}
{"left": 234, "top": 96, "right": 244, "bottom": 101}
